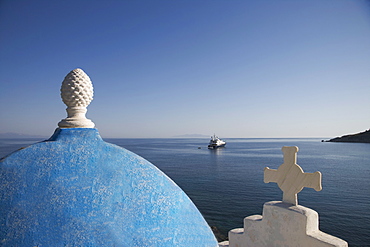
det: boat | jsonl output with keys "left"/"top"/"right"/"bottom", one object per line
{"left": 208, "top": 134, "right": 226, "bottom": 149}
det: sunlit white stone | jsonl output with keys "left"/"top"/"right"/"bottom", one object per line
{"left": 58, "top": 68, "right": 95, "bottom": 128}
{"left": 264, "top": 146, "right": 322, "bottom": 205}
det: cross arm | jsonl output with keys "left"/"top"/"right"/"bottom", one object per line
{"left": 302, "top": 171, "right": 322, "bottom": 192}
{"left": 264, "top": 167, "right": 278, "bottom": 184}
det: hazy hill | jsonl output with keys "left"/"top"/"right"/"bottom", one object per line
{"left": 0, "top": 132, "right": 46, "bottom": 138}
{"left": 172, "top": 134, "right": 210, "bottom": 138}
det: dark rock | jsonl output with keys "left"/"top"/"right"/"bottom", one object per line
{"left": 327, "top": 129, "right": 370, "bottom": 143}
{"left": 211, "top": 226, "right": 228, "bottom": 242}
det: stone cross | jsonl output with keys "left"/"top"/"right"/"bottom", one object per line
{"left": 58, "top": 68, "right": 95, "bottom": 128}
{"left": 264, "top": 146, "right": 322, "bottom": 205}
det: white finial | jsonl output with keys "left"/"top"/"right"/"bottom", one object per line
{"left": 264, "top": 146, "right": 322, "bottom": 205}
{"left": 58, "top": 68, "right": 95, "bottom": 128}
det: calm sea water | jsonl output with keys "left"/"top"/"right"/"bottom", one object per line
{"left": 1, "top": 137, "right": 369, "bottom": 246}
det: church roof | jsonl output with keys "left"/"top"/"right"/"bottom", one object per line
{"left": 0, "top": 69, "right": 218, "bottom": 246}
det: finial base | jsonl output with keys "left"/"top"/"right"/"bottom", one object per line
{"left": 58, "top": 107, "right": 95, "bottom": 128}
{"left": 58, "top": 119, "right": 95, "bottom": 128}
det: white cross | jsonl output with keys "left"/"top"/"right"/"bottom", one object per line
{"left": 264, "top": 146, "right": 322, "bottom": 205}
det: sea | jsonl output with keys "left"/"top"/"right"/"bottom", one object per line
{"left": 0, "top": 137, "right": 369, "bottom": 246}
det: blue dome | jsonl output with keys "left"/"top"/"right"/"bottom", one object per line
{"left": 0, "top": 128, "right": 218, "bottom": 246}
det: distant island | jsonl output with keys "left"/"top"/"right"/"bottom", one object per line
{"left": 326, "top": 129, "right": 370, "bottom": 143}
{"left": 172, "top": 134, "right": 209, "bottom": 138}
{"left": 0, "top": 132, "right": 46, "bottom": 139}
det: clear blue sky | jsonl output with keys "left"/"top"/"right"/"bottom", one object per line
{"left": 1, "top": 0, "right": 369, "bottom": 138}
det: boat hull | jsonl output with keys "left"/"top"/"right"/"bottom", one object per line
{"left": 208, "top": 143, "right": 226, "bottom": 149}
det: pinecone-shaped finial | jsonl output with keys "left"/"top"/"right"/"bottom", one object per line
{"left": 58, "top": 68, "right": 95, "bottom": 128}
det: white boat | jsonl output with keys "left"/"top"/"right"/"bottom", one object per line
{"left": 208, "top": 135, "right": 226, "bottom": 149}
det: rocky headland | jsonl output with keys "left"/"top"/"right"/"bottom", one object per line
{"left": 326, "top": 129, "right": 370, "bottom": 143}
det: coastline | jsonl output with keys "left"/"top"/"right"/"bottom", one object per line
{"left": 326, "top": 129, "right": 370, "bottom": 143}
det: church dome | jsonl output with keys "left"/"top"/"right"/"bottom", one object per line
{"left": 0, "top": 69, "right": 218, "bottom": 246}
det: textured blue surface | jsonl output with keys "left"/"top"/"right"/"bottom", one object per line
{"left": 0, "top": 128, "right": 217, "bottom": 246}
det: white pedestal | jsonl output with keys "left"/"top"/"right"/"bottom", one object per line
{"left": 222, "top": 201, "right": 347, "bottom": 247}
